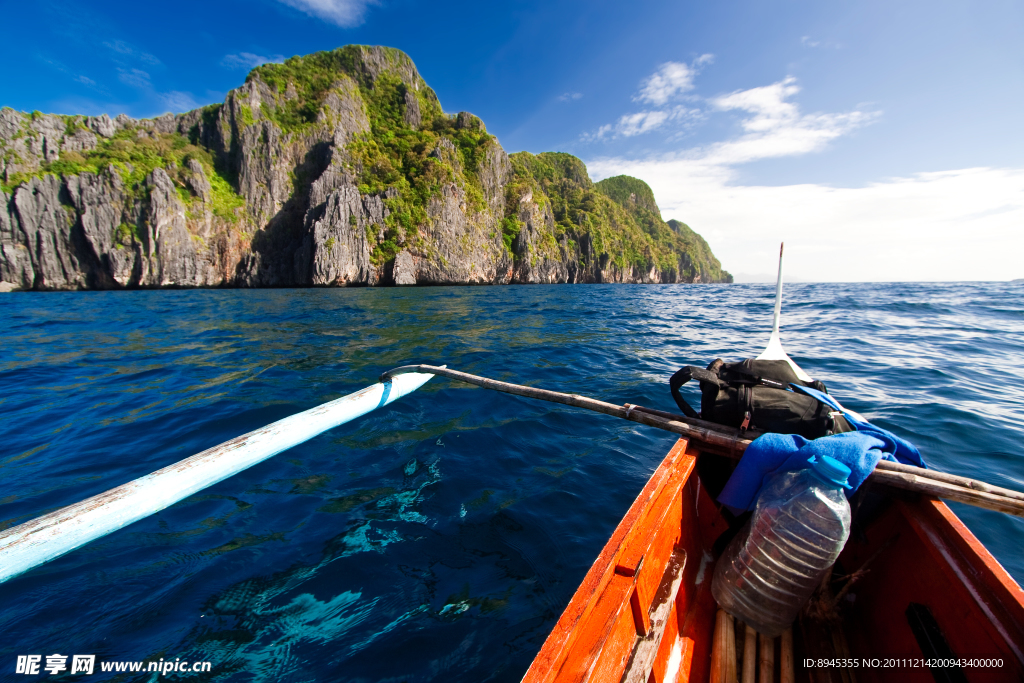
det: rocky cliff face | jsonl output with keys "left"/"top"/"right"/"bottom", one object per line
{"left": 0, "top": 46, "right": 731, "bottom": 291}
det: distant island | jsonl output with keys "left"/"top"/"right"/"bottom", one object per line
{"left": 0, "top": 46, "right": 731, "bottom": 291}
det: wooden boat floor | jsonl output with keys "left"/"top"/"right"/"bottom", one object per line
{"left": 521, "top": 438, "right": 1024, "bottom": 683}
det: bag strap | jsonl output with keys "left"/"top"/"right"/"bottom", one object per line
{"left": 669, "top": 366, "right": 713, "bottom": 418}
{"left": 790, "top": 382, "right": 844, "bottom": 412}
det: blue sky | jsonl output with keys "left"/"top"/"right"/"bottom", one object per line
{"left": 2, "top": 0, "right": 1022, "bottom": 281}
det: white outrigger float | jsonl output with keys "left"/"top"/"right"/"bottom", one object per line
{"left": 0, "top": 370, "right": 438, "bottom": 583}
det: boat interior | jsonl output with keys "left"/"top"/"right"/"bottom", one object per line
{"left": 521, "top": 438, "right": 1024, "bottom": 683}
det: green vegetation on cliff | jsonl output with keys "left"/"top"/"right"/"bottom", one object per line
{"left": 506, "top": 154, "right": 731, "bottom": 282}
{"left": 247, "top": 47, "right": 496, "bottom": 265}
{"left": 1, "top": 45, "right": 731, "bottom": 287}
{"left": 0, "top": 113, "right": 244, "bottom": 221}
{"left": 347, "top": 77, "right": 492, "bottom": 265}
{"left": 593, "top": 175, "right": 660, "bottom": 214}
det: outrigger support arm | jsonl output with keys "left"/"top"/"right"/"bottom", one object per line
{"left": 0, "top": 370, "right": 438, "bottom": 584}
{"left": 383, "top": 365, "right": 1024, "bottom": 519}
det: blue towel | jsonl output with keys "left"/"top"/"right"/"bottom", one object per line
{"left": 717, "top": 388, "right": 926, "bottom": 513}
{"left": 718, "top": 432, "right": 884, "bottom": 512}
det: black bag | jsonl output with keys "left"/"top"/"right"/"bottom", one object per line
{"left": 669, "top": 358, "right": 854, "bottom": 440}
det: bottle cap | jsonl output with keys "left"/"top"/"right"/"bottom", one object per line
{"left": 808, "top": 455, "right": 853, "bottom": 489}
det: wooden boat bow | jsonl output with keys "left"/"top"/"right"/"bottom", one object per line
{"left": 521, "top": 438, "right": 1024, "bottom": 683}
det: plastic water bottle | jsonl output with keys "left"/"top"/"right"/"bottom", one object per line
{"left": 711, "top": 455, "right": 853, "bottom": 636}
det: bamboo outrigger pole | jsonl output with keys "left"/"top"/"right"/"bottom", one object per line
{"left": 380, "top": 364, "right": 1024, "bottom": 519}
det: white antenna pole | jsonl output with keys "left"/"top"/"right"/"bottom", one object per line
{"left": 771, "top": 242, "right": 784, "bottom": 340}
{"left": 756, "top": 242, "right": 813, "bottom": 382}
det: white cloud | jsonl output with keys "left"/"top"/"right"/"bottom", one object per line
{"left": 585, "top": 156, "right": 1024, "bottom": 281}
{"left": 586, "top": 106, "right": 702, "bottom": 141}
{"left": 702, "top": 77, "right": 878, "bottom": 165}
{"left": 618, "top": 111, "right": 669, "bottom": 137}
{"left": 117, "top": 68, "right": 151, "bottom": 89}
{"left": 586, "top": 57, "right": 713, "bottom": 141}
{"left": 275, "top": 0, "right": 376, "bottom": 27}
{"left": 222, "top": 52, "right": 286, "bottom": 70}
{"left": 558, "top": 92, "right": 583, "bottom": 102}
{"left": 103, "top": 40, "right": 161, "bottom": 65}
{"left": 635, "top": 58, "right": 712, "bottom": 105}
{"left": 801, "top": 36, "right": 841, "bottom": 49}
{"left": 585, "top": 76, "right": 1023, "bottom": 281}
{"left": 159, "top": 91, "right": 200, "bottom": 112}
{"left": 39, "top": 55, "right": 103, "bottom": 92}
{"left": 712, "top": 76, "right": 801, "bottom": 132}
{"left": 104, "top": 40, "right": 129, "bottom": 53}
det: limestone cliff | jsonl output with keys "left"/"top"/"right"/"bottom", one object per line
{"left": 0, "top": 46, "right": 731, "bottom": 291}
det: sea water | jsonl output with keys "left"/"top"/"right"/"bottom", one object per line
{"left": 1, "top": 282, "right": 1022, "bottom": 681}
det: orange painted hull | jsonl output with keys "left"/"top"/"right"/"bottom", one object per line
{"left": 522, "top": 438, "right": 1024, "bottom": 683}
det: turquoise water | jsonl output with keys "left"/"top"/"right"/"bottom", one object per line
{"left": 1, "top": 283, "right": 1022, "bottom": 681}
